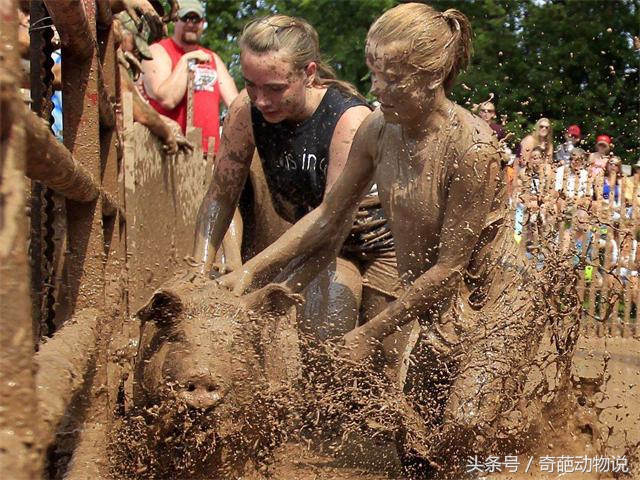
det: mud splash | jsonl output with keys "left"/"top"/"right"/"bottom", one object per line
{"left": 109, "top": 388, "right": 297, "bottom": 479}
{"left": 104, "top": 232, "right": 638, "bottom": 480}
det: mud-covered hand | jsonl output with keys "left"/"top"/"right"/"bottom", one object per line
{"left": 240, "top": 283, "right": 304, "bottom": 313}
{"left": 174, "top": 133, "right": 194, "bottom": 154}
{"left": 161, "top": 128, "right": 193, "bottom": 155}
{"left": 339, "top": 323, "right": 381, "bottom": 363}
{"left": 161, "top": 117, "right": 193, "bottom": 155}
{"left": 112, "top": 0, "right": 164, "bottom": 42}
{"left": 163, "top": 0, "right": 179, "bottom": 23}
{"left": 217, "top": 266, "right": 256, "bottom": 296}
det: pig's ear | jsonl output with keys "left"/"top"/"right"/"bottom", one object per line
{"left": 137, "top": 288, "right": 184, "bottom": 325}
{"left": 241, "top": 283, "right": 304, "bottom": 314}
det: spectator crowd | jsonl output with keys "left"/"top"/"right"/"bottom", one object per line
{"left": 474, "top": 100, "right": 639, "bottom": 302}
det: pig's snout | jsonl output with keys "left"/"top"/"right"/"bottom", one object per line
{"left": 177, "top": 373, "right": 225, "bottom": 410}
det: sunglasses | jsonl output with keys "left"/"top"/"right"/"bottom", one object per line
{"left": 180, "top": 15, "right": 203, "bottom": 24}
{"left": 539, "top": 125, "right": 550, "bottom": 129}
{"left": 480, "top": 109, "right": 495, "bottom": 113}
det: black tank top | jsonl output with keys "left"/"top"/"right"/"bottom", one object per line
{"left": 252, "top": 87, "right": 394, "bottom": 255}
{"left": 252, "top": 87, "right": 365, "bottom": 220}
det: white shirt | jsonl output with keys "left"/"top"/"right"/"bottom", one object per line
{"left": 555, "top": 166, "right": 588, "bottom": 198}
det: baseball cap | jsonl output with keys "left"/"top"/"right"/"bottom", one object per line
{"left": 566, "top": 124, "right": 581, "bottom": 137}
{"left": 596, "top": 134, "right": 612, "bottom": 146}
{"left": 117, "top": 12, "right": 153, "bottom": 60}
{"left": 178, "top": 0, "right": 205, "bottom": 18}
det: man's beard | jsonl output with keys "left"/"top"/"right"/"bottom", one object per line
{"left": 182, "top": 31, "right": 200, "bottom": 45}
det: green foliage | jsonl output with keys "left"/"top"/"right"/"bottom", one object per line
{"left": 198, "top": 0, "right": 639, "bottom": 162}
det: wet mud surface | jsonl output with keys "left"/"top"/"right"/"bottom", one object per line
{"left": 104, "top": 274, "right": 639, "bottom": 479}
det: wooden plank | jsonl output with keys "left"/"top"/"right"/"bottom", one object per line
{"left": 55, "top": 0, "right": 105, "bottom": 322}
{"left": 123, "top": 97, "right": 210, "bottom": 311}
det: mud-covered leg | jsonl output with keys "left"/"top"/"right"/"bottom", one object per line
{"left": 298, "top": 257, "right": 363, "bottom": 342}
{"left": 395, "top": 338, "right": 458, "bottom": 478}
{"left": 431, "top": 319, "right": 545, "bottom": 477}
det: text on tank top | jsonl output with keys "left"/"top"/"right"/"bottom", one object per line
{"left": 252, "top": 87, "right": 395, "bottom": 255}
{"left": 147, "top": 38, "right": 220, "bottom": 152}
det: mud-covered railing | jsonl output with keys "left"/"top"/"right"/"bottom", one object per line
{"left": 0, "top": 0, "right": 211, "bottom": 476}
{"left": 511, "top": 167, "right": 640, "bottom": 338}
{"left": 0, "top": 0, "right": 127, "bottom": 477}
{"left": 0, "top": 1, "right": 41, "bottom": 477}
{"left": 19, "top": 98, "right": 120, "bottom": 214}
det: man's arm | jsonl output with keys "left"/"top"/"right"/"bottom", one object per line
{"left": 213, "top": 53, "right": 239, "bottom": 108}
{"left": 219, "top": 110, "right": 380, "bottom": 295}
{"left": 142, "top": 44, "right": 210, "bottom": 110}
{"left": 356, "top": 142, "right": 502, "bottom": 345}
{"left": 193, "top": 92, "right": 255, "bottom": 273}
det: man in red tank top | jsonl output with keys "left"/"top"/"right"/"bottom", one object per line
{"left": 142, "top": 0, "right": 238, "bottom": 153}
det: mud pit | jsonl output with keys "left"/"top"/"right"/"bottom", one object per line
{"left": 102, "top": 267, "right": 638, "bottom": 480}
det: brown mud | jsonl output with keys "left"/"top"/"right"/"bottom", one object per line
{"left": 102, "top": 258, "right": 638, "bottom": 480}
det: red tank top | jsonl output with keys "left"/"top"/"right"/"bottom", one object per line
{"left": 148, "top": 38, "right": 220, "bottom": 152}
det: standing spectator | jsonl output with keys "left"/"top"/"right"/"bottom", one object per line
{"left": 478, "top": 101, "right": 505, "bottom": 140}
{"left": 555, "top": 124, "right": 581, "bottom": 165}
{"left": 588, "top": 134, "right": 615, "bottom": 177}
{"left": 554, "top": 148, "right": 590, "bottom": 252}
{"left": 116, "top": 11, "right": 192, "bottom": 155}
{"left": 602, "top": 156, "right": 622, "bottom": 207}
{"left": 515, "top": 146, "right": 552, "bottom": 252}
{"left": 142, "top": 0, "right": 238, "bottom": 153}
{"left": 623, "top": 160, "right": 640, "bottom": 213}
{"left": 555, "top": 147, "right": 589, "bottom": 200}
{"left": 519, "top": 117, "right": 554, "bottom": 168}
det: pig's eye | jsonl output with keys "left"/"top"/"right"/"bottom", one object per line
{"left": 186, "top": 382, "right": 196, "bottom": 392}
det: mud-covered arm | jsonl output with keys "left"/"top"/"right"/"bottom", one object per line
{"left": 193, "top": 93, "right": 255, "bottom": 273}
{"left": 121, "top": 69, "right": 192, "bottom": 154}
{"left": 222, "top": 112, "right": 380, "bottom": 294}
{"left": 360, "top": 142, "right": 502, "bottom": 342}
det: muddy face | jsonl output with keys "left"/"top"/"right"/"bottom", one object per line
{"left": 365, "top": 42, "right": 437, "bottom": 125}
{"left": 241, "top": 49, "right": 311, "bottom": 123}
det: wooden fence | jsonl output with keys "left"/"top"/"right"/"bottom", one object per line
{"left": 0, "top": 1, "right": 210, "bottom": 478}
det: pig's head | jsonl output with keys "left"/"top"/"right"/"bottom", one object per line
{"left": 111, "top": 276, "right": 302, "bottom": 478}
{"left": 134, "top": 278, "right": 265, "bottom": 413}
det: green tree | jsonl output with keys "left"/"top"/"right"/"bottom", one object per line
{"left": 199, "top": 0, "right": 639, "bottom": 162}
{"left": 432, "top": 0, "right": 639, "bottom": 161}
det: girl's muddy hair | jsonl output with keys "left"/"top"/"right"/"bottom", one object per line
{"left": 366, "top": 3, "right": 472, "bottom": 92}
{"left": 531, "top": 145, "right": 545, "bottom": 157}
{"left": 239, "top": 15, "right": 365, "bottom": 101}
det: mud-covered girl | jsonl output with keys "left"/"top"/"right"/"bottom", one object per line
{"left": 194, "top": 15, "right": 399, "bottom": 341}
{"left": 221, "top": 3, "right": 546, "bottom": 476}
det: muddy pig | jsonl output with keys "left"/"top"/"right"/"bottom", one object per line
{"left": 111, "top": 275, "right": 302, "bottom": 479}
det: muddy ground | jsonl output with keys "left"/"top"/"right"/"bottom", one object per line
{"left": 247, "top": 334, "right": 639, "bottom": 479}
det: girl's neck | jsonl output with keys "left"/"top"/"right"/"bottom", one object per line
{"left": 287, "top": 86, "right": 326, "bottom": 123}
{"left": 403, "top": 91, "right": 452, "bottom": 139}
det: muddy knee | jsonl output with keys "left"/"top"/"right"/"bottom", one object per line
{"left": 299, "top": 258, "right": 362, "bottom": 342}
